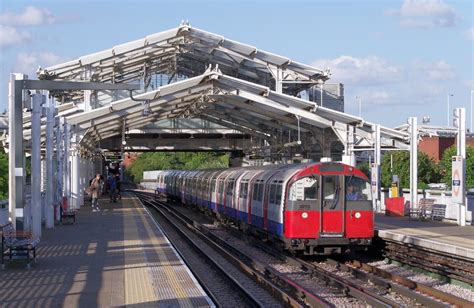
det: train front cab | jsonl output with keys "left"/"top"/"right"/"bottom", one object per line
{"left": 284, "top": 164, "right": 373, "bottom": 255}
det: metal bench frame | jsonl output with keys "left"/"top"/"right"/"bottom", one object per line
{"left": 60, "top": 205, "right": 77, "bottom": 224}
{"left": 409, "top": 198, "right": 435, "bottom": 220}
{"left": 1, "top": 223, "right": 39, "bottom": 269}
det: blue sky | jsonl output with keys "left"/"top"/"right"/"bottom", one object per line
{"left": 0, "top": 0, "right": 472, "bottom": 128}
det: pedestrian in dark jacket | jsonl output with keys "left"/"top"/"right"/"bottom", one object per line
{"left": 108, "top": 174, "right": 117, "bottom": 202}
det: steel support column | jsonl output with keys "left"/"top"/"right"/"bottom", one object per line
{"left": 56, "top": 118, "right": 63, "bottom": 223}
{"left": 455, "top": 108, "right": 466, "bottom": 226}
{"left": 31, "top": 94, "right": 44, "bottom": 238}
{"left": 64, "top": 123, "right": 71, "bottom": 208}
{"left": 71, "top": 151, "right": 80, "bottom": 210}
{"left": 372, "top": 124, "right": 381, "bottom": 212}
{"left": 409, "top": 117, "right": 418, "bottom": 210}
{"left": 342, "top": 125, "right": 356, "bottom": 167}
{"left": 8, "top": 74, "right": 25, "bottom": 229}
{"left": 45, "top": 98, "right": 55, "bottom": 228}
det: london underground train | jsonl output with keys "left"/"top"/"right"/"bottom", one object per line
{"left": 143, "top": 162, "right": 373, "bottom": 255}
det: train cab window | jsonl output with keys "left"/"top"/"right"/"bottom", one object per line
{"left": 288, "top": 177, "right": 319, "bottom": 210}
{"left": 345, "top": 176, "right": 372, "bottom": 201}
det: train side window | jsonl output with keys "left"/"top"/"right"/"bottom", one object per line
{"left": 211, "top": 179, "right": 217, "bottom": 192}
{"left": 240, "top": 182, "right": 248, "bottom": 198}
{"left": 257, "top": 183, "right": 264, "bottom": 202}
{"left": 252, "top": 182, "right": 259, "bottom": 201}
{"left": 269, "top": 184, "right": 276, "bottom": 204}
{"left": 275, "top": 185, "right": 282, "bottom": 205}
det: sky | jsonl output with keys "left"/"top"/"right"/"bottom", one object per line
{"left": 0, "top": 0, "right": 472, "bottom": 129}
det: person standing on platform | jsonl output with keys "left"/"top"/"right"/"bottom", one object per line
{"left": 108, "top": 174, "right": 117, "bottom": 203}
{"left": 90, "top": 174, "right": 101, "bottom": 212}
{"left": 115, "top": 173, "right": 122, "bottom": 201}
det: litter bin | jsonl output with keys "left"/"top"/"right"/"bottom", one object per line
{"left": 385, "top": 197, "right": 405, "bottom": 216}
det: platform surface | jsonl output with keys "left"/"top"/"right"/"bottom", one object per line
{"left": 0, "top": 194, "right": 214, "bottom": 307}
{"left": 375, "top": 214, "right": 474, "bottom": 260}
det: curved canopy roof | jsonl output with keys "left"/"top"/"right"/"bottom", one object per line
{"left": 16, "top": 23, "right": 409, "bottom": 155}
{"left": 38, "top": 22, "right": 330, "bottom": 102}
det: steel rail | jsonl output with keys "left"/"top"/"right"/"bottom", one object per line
{"left": 283, "top": 257, "right": 397, "bottom": 308}
{"left": 134, "top": 191, "right": 331, "bottom": 307}
{"left": 346, "top": 259, "right": 473, "bottom": 307}
{"left": 381, "top": 240, "right": 474, "bottom": 286}
{"left": 136, "top": 194, "right": 264, "bottom": 307}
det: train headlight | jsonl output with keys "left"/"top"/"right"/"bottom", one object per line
{"left": 301, "top": 212, "right": 308, "bottom": 219}
{"left": 354, "top": 212, "right": 361, "bottom": 219}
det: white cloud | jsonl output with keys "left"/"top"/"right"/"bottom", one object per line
{"left": 0, "top": 6, "right": 55, "bottom": 26}
{"left": 312, "top": 55, "right": 458, "bottom": 112}
{"left": 0, "top": 25, "right": 31, "bottom": 47}
{"left": 312, "top": 55, "right": 403, "bottom": 86}
{"left": 466, "top": 27, "right": 474, "bottom": 40}
{"left": 414, "top": 60, "right": 456, "bottom": 80}
{"left": 387, "top": 0, "right": 457, "bottom": 28}
{"left": 14, "top": 52, "right": 67, "bottom": 77}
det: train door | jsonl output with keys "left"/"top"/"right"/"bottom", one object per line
{"left": 320, "top": 175, "right": 345, "bottom": 237}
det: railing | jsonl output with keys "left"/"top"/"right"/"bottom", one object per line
{"left": 380, "top": 188, "right": 473, "bottom": 222}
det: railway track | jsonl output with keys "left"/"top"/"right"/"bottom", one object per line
{"left": 133, "top": 192, "right": 316, "bottom": 307}
{"left": 134, "top": 190, "right": 472, "bottom": 307}
{"left": 378, "top": 238, "right": 474, "bottom": 287}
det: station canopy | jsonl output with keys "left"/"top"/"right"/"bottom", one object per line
{"left": 28, "top": 22, "right": 409, "bottom": 154}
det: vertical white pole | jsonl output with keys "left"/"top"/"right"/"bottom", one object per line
{"left": 372, "top": 124, "right": 381, "bottom": 212}
{"left": 56, "top": 118, "right": 63, "bottom": 222}
{"left": 45, "top": 97, "right": 54, "bottom": 228}
{"left": 64, "top": 123, "right": 71, "bottom": 208}
{"left": 455, "top": 108, "right": 466, "bottom": 226}
{"left": 409, "top": 117, "right": 418, "bottom": 210}
{"left": 8, "top": 74, "right": 26, "bottom": 229}
{"left": 31, "top": 94, "right": 43, "bottom": 238}
{"left": 71, "top": 152, "right": 79, "bottom": 210}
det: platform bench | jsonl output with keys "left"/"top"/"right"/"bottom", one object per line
{"left": 1, "top": 223, "right": 39, "bottom": 269}
{"left": 409, "top": 198, "right": 435, "bottom": 220}
{"left": 62, "top": 209, "right": 77, "bottom": 224}
{"left": 430, "top": 204, "right": 446, "bottom": 221}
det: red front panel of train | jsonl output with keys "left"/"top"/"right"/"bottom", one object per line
{"left": 284, "top": 210, "right": 373, "bottom": 239}
{"left": 284, "top": 211, "right": 319, "bottom": 238}
{"left": 345, "top": 210, "right": 374, "bottom": 238}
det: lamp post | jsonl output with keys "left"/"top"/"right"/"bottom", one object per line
{"left": 356, "top": 96, "right": 362, "bottom": 117}
{"left": 447, "top": 93, "right": 453, "bottom": 126}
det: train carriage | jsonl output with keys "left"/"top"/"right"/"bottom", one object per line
{"left": 144, "top": 161, "right": 373, "bottom": 255}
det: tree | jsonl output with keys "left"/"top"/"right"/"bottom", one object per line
{"left": 126, "top": 152, "right": 229, "bottom": 183}
{"left": 380, "top": 151, "right": 440, "bottom": 189}
{"left": 440, "top": 145, "right": 474, "bottom": 189}
{"left": 0, "top": 151, "right": 8, "bottom": 199}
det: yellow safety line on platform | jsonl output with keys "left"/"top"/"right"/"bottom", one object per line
{"left": 136, "top": 199, "right": 194, "bottom": 306}
{"left": 124, "top": 199, "right": 158, "bottom": 305}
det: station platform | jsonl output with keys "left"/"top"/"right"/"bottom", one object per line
{"left": 375, "top": 214, "right": 474, "bottom": 261}
{"left": 0, "top": 194, "right": 214, "bottom": 307}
